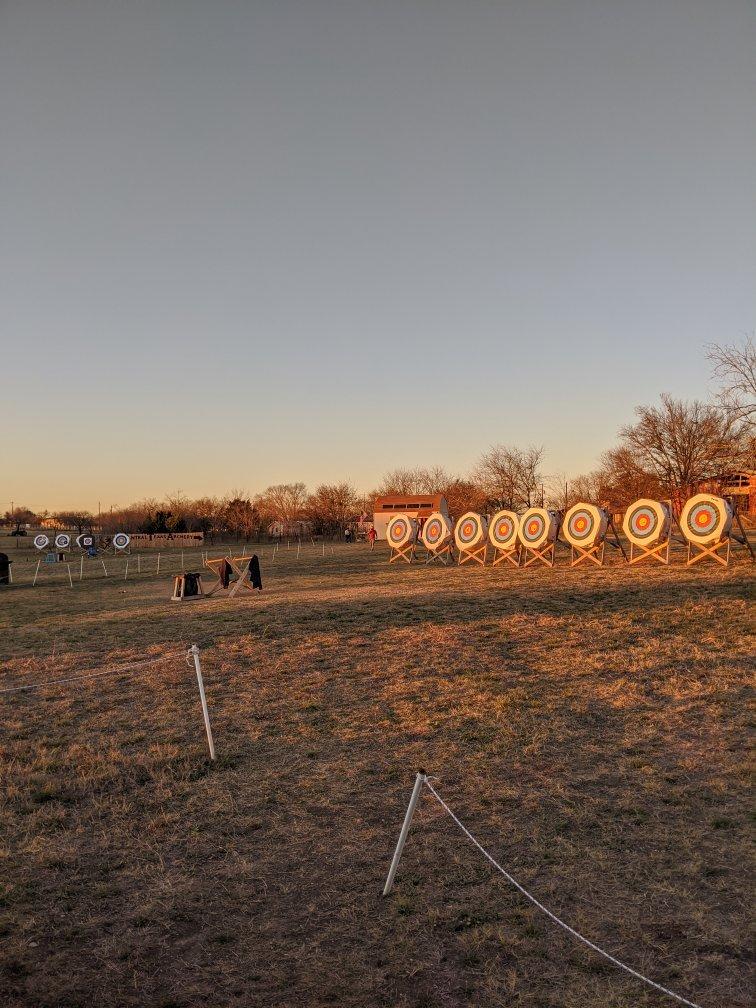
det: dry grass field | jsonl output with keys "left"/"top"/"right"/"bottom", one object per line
{"left": 0, "top": 541, "right": 753, "bottom": 1008}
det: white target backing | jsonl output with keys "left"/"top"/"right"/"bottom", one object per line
{"left": 386, "top": 514, "right": 417, "bottom": 550}
{"left": 623, "top": 499, "right": 671, "bottom": 548}
{"left": 679, "top": 494, "right": 733, "bottom": 546}
{"left": 561, "top": 504, "right": 608, "bottom": 549}
{"left": 112, "top": 532, "right": 131, "bottom": 551}
{"left": 54, "top": 533, "right": 71, "bottom": 550}
{"left": 33, "top": 534, "right": 50, "bottom": 551}
{"left": 488, "top": 510, "right": 520, "bottom": 550}
{"left": 454, "top": 512, "right": 488, "bottom": 550}
{"left": 420, "top": 512, "right": 453, "bottom": 551}
{"left": 517, "top": 508, "right": 558, "bottom": 550}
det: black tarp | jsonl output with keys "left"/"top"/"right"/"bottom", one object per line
{"left": 0, "top": 553, "right": 10, "bottom": 585}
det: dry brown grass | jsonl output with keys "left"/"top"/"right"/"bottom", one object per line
{"left": 0, "top": 542, "right": 753, "bottom": 1007}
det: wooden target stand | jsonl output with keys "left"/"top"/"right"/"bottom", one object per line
{"left": 389, "top": 541, "right": 417, "bottom": 564}
{"left": 205, "top": 555, "right": 262, "bottom": 596}
{"left": 570, "top": 519, "right": 628, "bottom": 568}
{"left": 685, "top": 512, "right": 754, "bottom": 567}
{"left": 457, "top": 543, "right": 487, "bottom": 566}
{"left": 521, "top": 541, "right": 555, "bottom": 568}
{"left": 171, "top": 573, "right": 204, "bottom": 601}
{"left": 628, "top": 537, "right": 671, "bottom": 566}
{"left": 424, "top": 542, "right": 455, "bottom": 565}
{"left": 490, "top": 544, "right": 521, "bottom": 568}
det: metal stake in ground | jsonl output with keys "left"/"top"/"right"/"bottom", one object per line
{"left": 188, "top": 644, "right": 216, "bottom": 760}
{"left": 382, "top": 771, "right": 426, "bottom": 896}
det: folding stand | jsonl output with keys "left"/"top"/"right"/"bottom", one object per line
{"left": 521, "top": 542, "right": 555, "bottom": 568}
{"left": 425, "top": 542, "right": 454, "bottom": 565}
{"left": 458, "top": 543, "right": 487, "bottom": 566}
{"left": 490, "top": 544, "right": 521, "bottom": 568}
{"left": 389, "top": 542, "right": 416, "bottom": 564}
{"left": 629, "top": 537, "right": 671, "bottom": 565}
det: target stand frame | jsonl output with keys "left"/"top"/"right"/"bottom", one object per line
{"left": 570, "top": 517, "right": 627, "bottom": 568}
{"left": 171, "top": 573, "right": 205, "bottom": 602}
{"left": 521, "top": 541, "right": 555, "bottom": 568}
{"left": 490, "top": 544, "right": 521, "bottom": 568}
{"left": 457, "top": 543, "right": 487, "bottom": 566}
{"left": 424, "top": 542, "right": 454, "bottom": 566}
{"left": 629, "top": 537, "right": 671, "bottom": 566}
{"left": 205, "top": 555, "right": 261, "bottom": 595}
{"left": 685, "top": 537, "right": 731, "bottom": 567}
{"left": 389, "top": 542, "right": 417, "bottom": 564}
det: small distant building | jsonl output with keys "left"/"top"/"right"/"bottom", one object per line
{"left": 372, "top": 494, "right": 449, "bottom": 541}
{"left": 700, "top": 470, "right": 756, "bottom": 517}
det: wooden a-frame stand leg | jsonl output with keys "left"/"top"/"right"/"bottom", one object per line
{"left": 491, "top": 545, "right": 521, "bottom": 568}
{"left": 389, "top": 543, "right": 416, "bottom": 564}
{"left": 570, "top": 541, "right": 605, "bottom": 567}
{"left": 458, "top": 544, "right": 487, "bottom": 566}
{"left": 425, "top": 543, "right": 454, "bottom": 565}
{"left": 686, "top": 538, "right": 731, "bottom": 567}
{"left": 629, "top": 538, "right": 671, "bottom": 565}
{"left": 522, "top": 542, "right": 555, "bottom": 568}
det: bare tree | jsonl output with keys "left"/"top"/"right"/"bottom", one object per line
{"left": 617, "top": 395, "right": 746, "bottom": 499}
{"left": 708, "top": 335, "right": 755, "bottom": 426}
{"left": 3, "top": 507, "right": 37, "bottom": 534}
{"left": 473, "top": 445, "right": 543, "bottom": 510}
{"left": 306, "top": 483, "right": 359, "bottom": 535}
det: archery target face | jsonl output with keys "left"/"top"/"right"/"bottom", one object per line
{"left": 76, "top": 534, "right": 95, "bottom": 549}
{"left": 518, "top": 508, "right": 556, "bottom": 549}
{"left": 54, "top": 534, "right": 71, "bottom": 550}
{"left": 33, "top": 534, "right": 50, "bottom": 550}
{"left": 420, "top": 512, "right": 451, "bottom": 551}
{"left": 113, "top": 533, "right": 131, "bottom": 550}
{"left": 680, "top": 494, "right": 732, "bottom": 546}
{"left": 489, "top": 510, "right": 519, "bottom": 549}
{"left": 562, "top": 504, "right": 607, "bottom": 549}
{"left": 454, "top": 512, "right": 487, "bottom": 550}
{"left": 623, "top": 499, "right": 670, "bottom": 547}
{"left": 387, "top": 515, "right": 416, "bottom": 549}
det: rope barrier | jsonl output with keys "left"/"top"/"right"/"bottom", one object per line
{"left": 423, "top": 778, "right": 703, "bottom": 1008}
{"left": 0, "top": 652, "right": 185, "bottom": 695}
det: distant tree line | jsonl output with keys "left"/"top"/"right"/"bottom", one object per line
{"left": 5, "top": 337, "right": 754, "bottom": 534}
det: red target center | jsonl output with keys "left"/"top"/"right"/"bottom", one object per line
{"left": 528, "top": 520, "right": 539, "bottom": 535}
{"left": 695, "top": 511, "right": 713, "bottom": 528}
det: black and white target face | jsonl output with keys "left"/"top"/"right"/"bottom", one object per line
{"left": 454, "top": 512, "right": 486, "bottom": 550}
{"left": 33, "top": 534, "right": 50, "bottom": 550}
{"left": 421, "top": 513, "right": 450, "bottom": 550}
{"left": 489, "top": 510, "right": 519, "bottom": 549}
{"left": 76, "top": 534, "right": 95, "bottom": 549}
{"left": 112, "top": 533, "right": 131, "bottom": 550}
{"left": 55, "top": 533, "right": 71, "bottom": 550}
{"left": 623, "top": 499, "right": 666, "bottom": 546}
{"left": 680, "top": 494, "right": 731, "bottom": 545}
{"left": 518, "top": 508, "right": 554, "bottom": 549}
{"left": 387, "top": 515, "right": 415, "bottom": 549}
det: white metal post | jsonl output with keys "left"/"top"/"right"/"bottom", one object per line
{"left": 124, "top": 559, "right": 129, "bottom": 579}
{"left": 101, "top": 558, "right": 108, "bottom": 576}
{"left": 382, "top": 771, "right": 426, "bottom": 896}
{"left": 67, "top": 563, "right": 73, "bottom": 588}
{"left": 137, "top": 554, "right": 141, "bottom": 574}
{"left": 80, "top": 555, "right": 84, "bottom": 580}
{"left": 156, "top": 553, "right": 161, "bottom": 575}
{"left": 33, "top": 558, "right": 41, "bottom": 586}
{"left": 189, "top": 644, "right": 216, "bottom": 760}
{"left": 181, "top": 549, "right": 184, "bottom": 569}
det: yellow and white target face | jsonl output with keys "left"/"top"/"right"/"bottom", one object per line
{"left": 420, "top": 511, "right": 452, "bottom": 551}
{"left": 386, "top": 514, "right": 417, "bottom": 549}
{"left": 488, "top": 510, "right": 520, "bottom": 550}
{"left": 679, "top": 493, "right": 733, "bottom": 546}
{"left": 622, "top": 498, "right": 671, "bottom": 548}
{"left": 517, "top": 508, "right": 557, "bottom": 550}
{"left": 562, "top": 503, "right": 607, "bottom": 549}
{"left": 454, "top": 512, "right": 488, "bottom": 550}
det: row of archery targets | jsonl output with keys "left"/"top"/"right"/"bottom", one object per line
{"left": 386, "top": 493, "right": 754, "bottom": 569}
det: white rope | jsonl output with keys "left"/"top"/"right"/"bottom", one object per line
{"left": 423, "top": 779, "right": 704, "bottom": 1008}
{"left": 0, "top": 652, "right": 185, "bottom": 695}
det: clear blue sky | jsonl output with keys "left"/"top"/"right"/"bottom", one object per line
{"left": 1, "top": 0, "right": 754, "bottom": 512}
